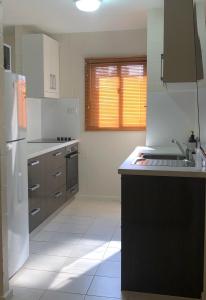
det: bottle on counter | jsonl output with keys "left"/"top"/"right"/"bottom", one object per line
{"left": 188, "top": 131, "right": 197, "bottom": 154}
{"left": 195, "top": 138, "right": 202, "bottom": 169}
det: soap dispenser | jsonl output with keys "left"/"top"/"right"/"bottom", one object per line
{"left": 195, "top": 138, "right": 202, "bottom": 169}
{"left": 188, "top": 131, "right": 197, "bottom": 154}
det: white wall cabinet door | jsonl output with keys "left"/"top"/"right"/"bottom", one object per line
{"left": 23, "top": 34, "right": 60, "bottom": 99}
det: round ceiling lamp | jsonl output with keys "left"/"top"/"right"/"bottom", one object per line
{"left": 75, "top": 0, "right": 102, "bottom": 12}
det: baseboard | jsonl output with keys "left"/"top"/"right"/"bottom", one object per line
{"left": 77, "top": 194, "right": 120, "bottom": 202}
{"left": 0, "top": 289, "right": 13, "bottom": 300}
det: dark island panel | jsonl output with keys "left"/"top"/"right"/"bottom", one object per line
{"left": 121, "top": 175, "right": 205, "bottom": 299}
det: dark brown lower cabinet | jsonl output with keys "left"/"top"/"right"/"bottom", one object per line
{"left": 28, "top": 148, "right": 67, "bottom": 233}
{"left": 42, "top": 187, "right": 66, "bottom": 221}
{"left": 121, "top": 175, "right": 205, "bottom": 299}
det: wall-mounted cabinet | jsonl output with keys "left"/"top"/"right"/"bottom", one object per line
{"left": 163, "top": 0, "right": 203, "bottom": 83}
{"left": 23, "top": 34, "right": 60, "bottom": 99}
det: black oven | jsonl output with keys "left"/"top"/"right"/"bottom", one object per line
{"left": 66, "top": 144, "right": 79, "bottom": 199}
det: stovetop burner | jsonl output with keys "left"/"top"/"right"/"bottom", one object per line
{"left": 28, "top": 137, "right": 73, "bottom": 143}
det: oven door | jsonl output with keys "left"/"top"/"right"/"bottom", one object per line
{"left": 66, "top": 151, "right": 79, "bottom": 198}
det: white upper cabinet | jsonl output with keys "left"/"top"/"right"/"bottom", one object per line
{"left": 23, "top": 34, "right": 60, "bottom": 99}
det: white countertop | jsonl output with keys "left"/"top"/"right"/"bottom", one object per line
{"left": 118, "top": 146, "right": 206, "bottom": 178}
{"left": 27, "top": 140, "right": 79, "bottom": 159}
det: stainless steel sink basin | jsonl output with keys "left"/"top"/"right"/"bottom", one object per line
{"left": 141, "top": 153, "right": 185, "bottom": 160}
{"left": 134, "top": 153, "right": 195, "bottom": 168}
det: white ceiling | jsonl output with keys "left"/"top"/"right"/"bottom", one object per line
{"left": 3, "top": 0, "right": 164, "bottom": 33}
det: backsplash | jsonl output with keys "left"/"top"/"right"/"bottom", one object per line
{"left": 41, "top": 98, "right": 80, "bottom": 139}
{"left": 26, "top": 97, "right": 80, "bottom": 141}
{"left": 26, "top": 98, "right": 42, "bottom": 140}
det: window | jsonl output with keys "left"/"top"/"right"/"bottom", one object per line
{"left": 85, "top": 57, "right": 147, "bottom": 131}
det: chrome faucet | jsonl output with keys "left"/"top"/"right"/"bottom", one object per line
{"left": 171, "top": 139, "right": 194, "bottom": 161}
{"left": 171, "top": 139, "right": 186, "bottom": 157}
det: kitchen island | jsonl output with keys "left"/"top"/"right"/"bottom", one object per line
{"left": 118, "top": 146, "right": 206, "bottom": 299}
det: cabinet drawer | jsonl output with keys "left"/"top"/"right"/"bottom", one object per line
{"left": 43, "top": 186, "right": 66, "bottom": 220}
{"left": 46, "top": 165, "right": 66, "bottom": 194}
{"left": 29, "top": 197, "right": 42, "bottom": 233}
{"left": 46, "top": 147, "right": 66, "bottom": 172}
{"left": 28, "top": 155, "right": 44, "bottom": 191}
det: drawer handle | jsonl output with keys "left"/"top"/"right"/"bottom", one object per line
{"left": 54, "top": 171, "right": 62, "bottom": 177}
{"left": 53, "top": 152, "right": 62, "bottom": 157}
{"left": 161, "top": 53, "right": 164, "bottom": 81}
{"left": 69, "top": 153, "right": 78, "bottom": 159}
{"left": 30, "top": 208, "right": 41, "bottom": 216}
{"left": 29, "top": 160, "right": 40, "bottom": 167}
{"left": 71, "top": 187, "right": 77, "bottom": 193}
{"left": 55, "top": 192, "right": 63, "bottom": 198}
{"left": 28, "top": 184, "right": 40, "bottom": 192}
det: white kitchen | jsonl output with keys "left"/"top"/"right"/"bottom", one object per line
{"left": 0, "top": 0, "right": 206, "bottom": 300}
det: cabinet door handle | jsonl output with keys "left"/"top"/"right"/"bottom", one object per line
{"left": 50, "top": 74, "right": 53, "bottom": 89}
{"left": 54, "top": 171, "right": 62, "bottom": 177}
{"left": 29, "top": 160, "right": 40, "bottom": 167}
{"left": 55, "top": 192, "right": 63, "bottom": 198}
{"left": 161, "top": 53, "right": 164, "bottom": 81}
{"left": 53, "top": 75, "right": 56, "bottom": 90}
{"left": 71, "top": 187, "right": 77, "bottom": 193}
{"left": 30, "top": 208, "right": 41, "bottom": 216}
{"left": 69, "top": 153, "right": 78, "bottom": 159}
{"left": 28, "top": 184, "right": 40, "bottom": 192}
{"left": 53, "top": 152, "right": 62, "bottom": 157}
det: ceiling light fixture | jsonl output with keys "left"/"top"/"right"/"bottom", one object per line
{"left": 75, "top": 0, "right": 102, "bottom": 12}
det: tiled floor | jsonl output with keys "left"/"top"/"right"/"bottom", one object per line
{"left": 10, "top": 197, "right": 195, "bottom": 300}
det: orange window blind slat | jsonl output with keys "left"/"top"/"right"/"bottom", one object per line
{"left": 85, "top": 57, "right": 147, "bottom": 131}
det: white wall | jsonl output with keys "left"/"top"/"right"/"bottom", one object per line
{"left": 146, "top": 2, "right": 206, "bottom": 146}
{"left": 52, "top": 29, "right": 147, "bottom": 199}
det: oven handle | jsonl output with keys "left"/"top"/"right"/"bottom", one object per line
{"left": 66, "top": 152, "right": 78, "bottom": 159}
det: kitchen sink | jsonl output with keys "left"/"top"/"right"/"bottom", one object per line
{"left": 141, "top": 153, "right": 185, "bottom": 160}
{"left": 134, "top": 153, "right": 195, "bottom": 167}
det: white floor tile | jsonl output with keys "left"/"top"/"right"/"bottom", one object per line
{"left": 108, "top": 240, "right": 121, "bottom": 249}
{"left": 103, "top": 247, "right": 121, "bottom": 262}
{"left": 96, "top": 261, "right": 121, "bottom": 277}
{"left": 87, "top": 276, "right": 121, "bottom": 298}
{"left": 49, "top": 273, "right": 93, "bottom": 294}
{"left": 53, "top": 215, "right": 95, "bottom": 226}
{"left": 49, "top": 232, "right": 83, "bottom": 243}
{"left": 61, "top": 258, "right": 101, "bottom": 276}
{"left": 57, "top": 222, "right": 90, "bottom": 234}
{"left": 63, "top": 244, "right": 107, "bottom": 260}
{"left": 85, "top": 296, "right": 128, "bottom": 300}
{"left": 11, "top": 197, "right": 123, "bottom": 297}
{"left": 10, "top": 287, "right": 44, "bottom": 300}
{"left": 30, "top": 241, "right": 71, "bottom": 257}
{"left": 41, "top": 290, "right": 84, "bottom": 300}
{"left": 42, "top": 222, "right": 61, "bottom": 232}
{"left": 10, "top": 269, "right": 57, "bottom": 289}
{"left": 30, "top": 231, "right": 54, "bottom": 242}
{"left": 86, "top": 225, "right": 116, "bottom": 238}
{"left": 85, "top": 296, "right": 120, "bottom": 300}
{"left": 24, "top": 254, "right": 69, "bottom": 272}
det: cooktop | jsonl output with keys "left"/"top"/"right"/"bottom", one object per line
{"left": 28, "top": 137, "right": 74, "bottom": 143}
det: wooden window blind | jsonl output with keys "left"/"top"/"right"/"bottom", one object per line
{"left": 85, "top": 57, "right": 147, "bottom": 131}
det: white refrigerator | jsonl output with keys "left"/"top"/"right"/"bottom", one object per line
{"left": 4, "top": 72, "right": 29, "bottom": 278}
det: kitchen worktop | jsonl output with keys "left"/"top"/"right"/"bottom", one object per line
{"left": 118, "top": 146, "right": 206, "bottom": 178}
{"left": 27, "top": 140, "right": 79, "bottom": 159}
